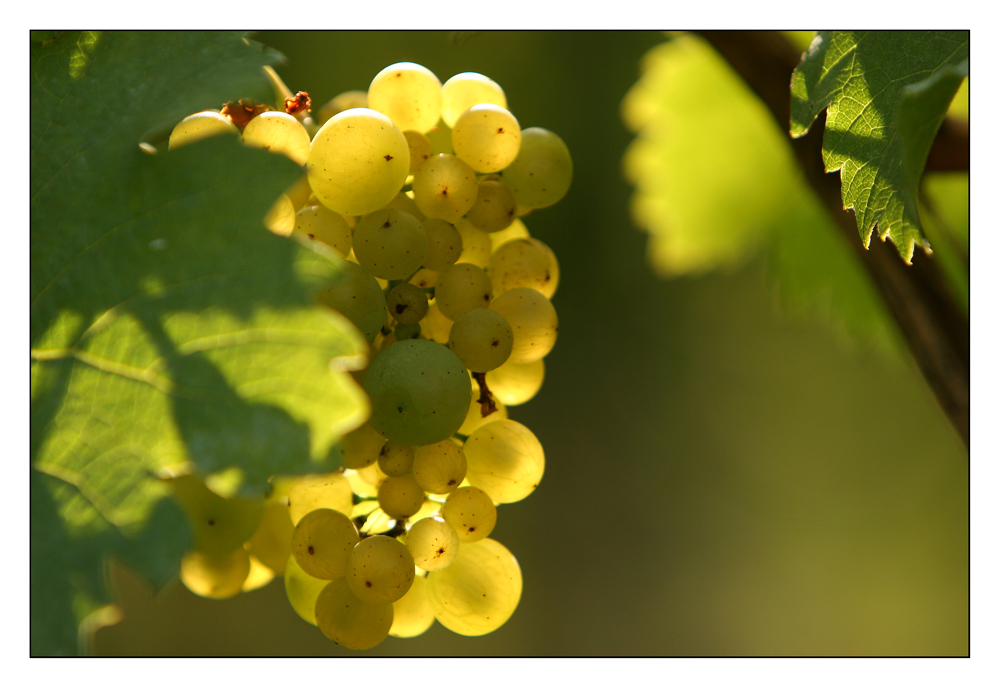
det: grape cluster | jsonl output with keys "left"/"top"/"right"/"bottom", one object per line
{"left": 165, "top": 61, "right": 570, "bottom": 650}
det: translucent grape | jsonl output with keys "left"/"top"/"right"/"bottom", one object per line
{"left": 291, "top": 508, "right": 360, "bottom": 579}
{"left": 488, "top": 237, "right": 559, "bottom": 298}
{"left": 406, "top": 516, "right": 460, "bottom": 571}
{"left": 465, "top": 179, "right": 517, "bottom": 233}
{"left": 459, "top": 382, "right": 508, "bottom": 436}
{"left": 489, "top": 287, "right": 558, "bottom": 364}
{"left": 315, "top": 260, "right": 388, "bottom": 342}
{"left": 422, "top": 218, "right": 464, "bottom": 272}
{"left": 308, "top": 108, "right": 410, "bottom": 216}
{"left": 464, "top": 419, "right": 545, "bottom": 504}
{"left": 315, "top": 577, "right": 394, "bottom": 650}
{"left": 378, "top": 441, "right": 415, "bottom": 477}
{"left": 242, "top": 553, "right": 275, "bottom": 592}
{"left": 386, "top": 283, "right": 429, "bottom": 325}
{"left": 488, "top": 218, "right": 530, "bottom": 252}
{"left": 448, "top": 307, "right": 514, "bottom": 373}
{"left": 284, "top": 554, "right": 329, "bottom": 625}
{"left": 404, "top": 130, "right": 433, "bottom": 174}
{"left": 413, "top": 440, "right": 467, "bottom": 494}
{"left": 420, "top": 302, "right": 452, "bottom": 344}
{"left": 377, "top": 474, "right": 426, "bottom": 519}
{"left": 285, "top": 175, "right": 314, "bottom": 211}
{"left": 454, "top": 219, "right": 492, "bottom": 268}
{"left": 452, "top": 104, "right": 521, "bottom": 173}
{"left": 287, "top": 472, "right": 354, "bottom": 525}
{"left": 485, "top": 358, "right": 545, "bottom": 406}
{"left": 363, "top": 339, "right": 471, "bottom": 446}
{"left": 501, "top": 127, "right": 572, "bottom": 209}
{"left": 381, "top": 190, "right": 426, "bottom": 220}
{"left": 368, "top": 62, "right": 442, "bottom": 133}
{"left": 264, "top": 194, "right": 296, "bottom": 237}
{"left": 347, "top": 534, "right": 415, "bottom": 604}
{"left": 168, "top": 111, "right": 238, "bottom": 149}
{"left": 435, "top": 263, "right": 493, "bottom": 320}
{"left": 294, "top": 205, "right": 352, "bottom": 257}
{"left": 389, "top": 575, "right": 435, "bottom": 638}
{"left": 441, "top": 72, "right": 507, "bottom": 127}
{"left": 317, "top": 90, "right": 368, "bottom": 125}
{"left": 441, "top": 486, "right": 497, "bottom": 542}
{"left": 247, "top": 502, "right": 294, "bottom": 574}
{"left": 242, "top": 111, "right": 311, "bottom": 166}
{"left": 180, "top": 548, "right": 251, "bottom": 599}
{"left": 426, "top": 120, "right": 454, "bottom": 155}
{"left": 411, "top": 154, "right": 478, "bottom": 223}
{"left": 169, "top": 474, "right": 265, "bottom": 556}
{"left": 409, "top": 267, "right": 438, "bottom": 289}
{"left": 356, "top": 461, "right": 390, "bottom": 493}
{"left": 352, "top": 209, "right": 428, "bottom": 280}
{"left": 338, "top": 422, "right": 387, "bottom": 469}
{"left": 425, "top": 538, "right": 521, "bottom": 636}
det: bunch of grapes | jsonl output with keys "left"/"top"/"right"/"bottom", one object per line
{"left": 164, "top": 61, "right": 571, "bottom": 650}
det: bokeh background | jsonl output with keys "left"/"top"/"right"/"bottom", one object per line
{"left": 93, "top": 31, "right": 968, "bottom": 657}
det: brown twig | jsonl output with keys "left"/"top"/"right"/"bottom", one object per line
{"left": 695, "top": 31, "right": 969, "bottom": 449}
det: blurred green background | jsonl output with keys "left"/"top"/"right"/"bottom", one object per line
{"left": 93, "top": 31, "right": 968, "bottom": 657}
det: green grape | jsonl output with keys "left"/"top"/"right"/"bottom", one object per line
{"left": 315, "top": 577, "right": 394, "bottom": 650}
{"left": 242, "top": 111, "right": 311, "bottom": 166}
{"left": 440, "top": 72, "right": 507, "bottom": 128}
{"left": 284, "top": 554, "right": 329, "bottom": 625}
{"left": 169, "top": 474, "right": 265, "bottom": 556}
{"left": 421, "top": 218, "right": 463, "bottom": 272}
{"left": 285, "top": 175, "right": 314, "bottom": 211}
{"left": 179, "top": 548, "right": 251, "bottom": 599}
{"left": 308, "top": 108, "right": 410, "bottom": 216}
{"left": 352, "top": 209, "right": 428, "bottom": 281}
{"left": 368, "top": 62, "right": 442, "bottom": 134}
{"left": 452, "top": 104, "right": 521, "bottom": 173}
{"left": 448, "top": 308, "right": 514, "bottom": 373}
{"left": 339, "top": 422, "right": 388, "bottom": 470}
{"left": 247, "top": 502, "right": 294, "bottom": 574}
{"left": 425, "top": 538, "right": 521, "bottom": 636}
{"left": 295, "top": 205, "right": 352, "bottom": 257}
{"left": 355, "top": 461, "right": 390, "bottom": 493}
{"left": 409, "top": 267, "right": 438, "bottom": 289}
{"left": 317, "top": 90, "right": 368, "bottom": 125}
{"left": 315, "top": 260, "right": 388, "bottom": 343}
{"left": 404, "top": 130, "right": 433, "bottom": 174}
{"left": 287, "top": 472, "right": 354, "bottom": 525}
{"left": 363, "top": 340, "right": 471, "bottom": 445}
{"left": 386, "top": 282, "right": 429, "bottom": 325}
{"left": 378, "top": 441, "right": 415, "bottom": 477}
{"left": 377, "top": 474, "right": 426, "bottom": 519}
{"left": 413, "top": 440, "right": 467, "bottom": 494}
{"left": 406, "top": 516, "right": 460, "bottom": 571}
{"left": 454, "top": 218, "right": 492, "bottom": 268}
{"left": 485, "top": 358, "right": 545, "bottom": 406}
{"left": 264, "top": 193, "right": 296, "bottom": 237}
{"left": 501, "top": 127, "right": 572, "bottom": 209}
{"left": 425, "top": 119, "right": 454, "bottom": 155}
{"left": 441, "top": 486, "right": 497, "bottom": 542}
{"left": 411, "top": 154, "right": 479, "bottom": 223}
{"left": 347, "top": 535, "right": 416, "bottom": 604}
{"left": 395, "top": 323, "right": 421, "bottom": 340}
{"left": 420, "top": 302, "right": 452, "bottom": 344}
{"left": 464, "top": 419, "right": 544, "bottom": 504}
{"left": 291, "top": 508, "right": 360, "bottom": 579}
{"left": 459, "top": 382, "right": 508, "bottom": 436}
{"left": 168, "top": 111, "right": 238, "bottom": 149}
{"left": 489, "top": 287, "right": 558, "bottom": 364}
{"left": 488, "top": 217, "right": 530, "bottom": 252}
{"left": 412, "top": 499, "right": 443, "bottom": 523}
{"left": 381, "top": 190, "right": 426, "bottom": 220}
{"left": 466, "top": 179, "right": 517, "bottom": 233}
{"left": 435, "top": 263, "right": 493, "bottom": 320}
{"left": 389, "top": 575, "right": 435, "bottom": 638}
{"left": 488, "top": 237, "right": 560, "bottom": 298}
{"left": 242, "top": 552, "right": 276, "bottom": 592}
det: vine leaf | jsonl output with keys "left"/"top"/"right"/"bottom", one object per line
{"left": 30, "top": 32, "right": 369, "bottom": 655}
{"left": 790, "top": 31, "right": 969, "bottom": 264}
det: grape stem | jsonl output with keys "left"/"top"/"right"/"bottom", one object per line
{"left": 472, "top": 372, "right": 498, "bottom": 417}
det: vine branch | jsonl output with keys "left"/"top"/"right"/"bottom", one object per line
{"left": 695, "top": 31, "right": 969, "bottom": 449}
